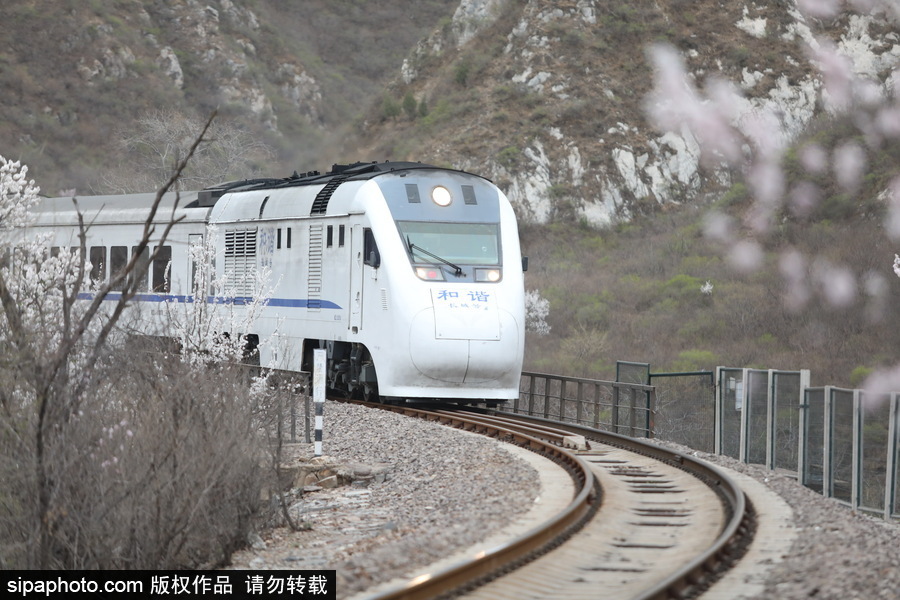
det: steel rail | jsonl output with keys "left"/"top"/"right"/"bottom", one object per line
{"left": 352, "top": 401, "right": 599, "bottom": 600}
{"left": 494, "top": 410, "right": 754, "bottom": 600}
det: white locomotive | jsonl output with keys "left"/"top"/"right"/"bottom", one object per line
{"left": 29, "top": 161, "right": 526, "bottom": 405}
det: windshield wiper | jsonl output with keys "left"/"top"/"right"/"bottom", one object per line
{"left": 407, "top": 238, "right": 463, "bottom": 277}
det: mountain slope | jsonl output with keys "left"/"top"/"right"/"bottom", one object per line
{"left": 344, "top": 0, "right": 900, "bottom": 226}
{"left": 0, "top": 0, "right": 458, "bottom": 193}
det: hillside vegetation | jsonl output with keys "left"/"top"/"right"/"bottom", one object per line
{"left": 522, "top": 108, "right": 900, "bottom": 387}
{"left": 2, "top": 0, "right": 898, "bottom": 388}
{"left": 0, "top": 0, "right": 458, "bottom": 193}
{"left": 522, "top": 197, "right": 899, "bottom": 388}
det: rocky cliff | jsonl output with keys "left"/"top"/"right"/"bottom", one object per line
{"left": 3, "top": 0, "right": 898, "bottom": 220}
{"left": 0, "top": 0, "right": 456, "bottom": 191}
{"left": 351, "top": 0, "right": 900, "bottom": 225}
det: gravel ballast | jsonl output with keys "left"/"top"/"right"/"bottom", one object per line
{"left": 672, "top": 445, "right": 900, "bottom": 600}
{"left": 230, "top": 402, "right": 900, "bottom": 600}
{"left": 228, "top": 402, "right": 541, "bottom": 597}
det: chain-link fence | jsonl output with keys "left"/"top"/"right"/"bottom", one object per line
{"left": 803, "top": 387, "right": 899, "bottom": 521}
{"left": 649, "top": 370, "right": 716, "bottom": 453}
{"left": 537, "top": 363, "right": 900, "bottom": 522}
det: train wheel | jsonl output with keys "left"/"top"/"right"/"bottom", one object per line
{"left": 362, "top": 382, "right": 379, "bottom": 403}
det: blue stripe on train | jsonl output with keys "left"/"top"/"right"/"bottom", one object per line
{"left": 77, "top": 292, "right": 342, "bottom": 309}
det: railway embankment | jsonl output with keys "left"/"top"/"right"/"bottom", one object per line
{"left": 230, "top": 401, "right": 900, "bottom": 600}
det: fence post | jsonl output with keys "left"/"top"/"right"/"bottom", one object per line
{"left": 886, "top": 392, "right": 898, "bottom": 521}
{"left": 304, "top": 392, "right": 311, "bottom": 443}
{"left": 766, "top": 369, "right": 775, "bottom": 470}
{"left": 612, "top": 384, "right": 620, "bottom": 435}
{"left": 576, "top": 381, "right": 584, "bottom": 426}
{"left": 851, "top": 389, "right": 861, "bottom": 511}
{"left": 823, "top": 386, "right": 834, "bottom": 498}
{"left": 739, "top": 368, "right": 750, "bottom": 463}
{"left": 714, "top": 367, "right": 723, "bottom": 455}
{"left": 797, "top": 370, "right": 811, "bottom": 487}
{"left": 543, "top": 377, "right": 551, "bottom": 419}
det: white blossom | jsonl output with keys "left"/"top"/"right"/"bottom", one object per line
{"left": 524, "top": 288, "right": 551, "bottom": 336}
{"left": 166, "top": 225, "right": 281, "bottom": 367}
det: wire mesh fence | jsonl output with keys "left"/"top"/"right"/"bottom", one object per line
{"left": 515, "top": 363, "right": 899, "bottom": 522}
{"left": 805, "top": 387, "right": 899, "bottom": 520}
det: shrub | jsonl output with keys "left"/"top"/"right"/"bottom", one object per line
{"left": 402, "top": 92, "right": 417, "bottom": 119}
{"left": 850, "top": 366, "right": 874, "bottom": 388}
{"left": 454, "top": 59, "right": 470, "bottom": 86}
{"left": 381, "top": 95, "right": 401, "bottom": 120}
{"left": 0, "top": 352, "right": 272, "bottom": 569}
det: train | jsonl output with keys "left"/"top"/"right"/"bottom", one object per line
{"left": 27, "top": 161, "right": 527, "bottom": 405}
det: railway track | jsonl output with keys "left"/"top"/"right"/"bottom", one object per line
{"left": 353, "top": 402, "right": 754, "bottom": 600}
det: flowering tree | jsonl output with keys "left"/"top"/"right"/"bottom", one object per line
{"left": 646, "top": 2, "right": 900, "bottom": 391}
{"left": 167, "top": 225, "right": 281, "bottom": 367}
{"left": 0, "top": 113, "right": 275, "bottom": 569}
{"left": 524, "top": 288, "right": 551, "bottom": 336}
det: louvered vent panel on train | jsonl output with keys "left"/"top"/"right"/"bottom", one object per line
{"left": 224, "top": 228, "right": 257, "bottom": 297}
{"left": 307, "top": 223, "right": 324, "bottom": 310}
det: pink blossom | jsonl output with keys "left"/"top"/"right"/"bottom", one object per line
{"left": 703, "top": 210, "right": 735, "bottom": 242}
{"left": 780, "top": 250, "right": 810, "bottom": 312}
{"left": 813, "top": 259, "right": 857, "bottom": 308}
{"left": 797, "top": 0, "right": 842, "bottom": 18}
{"left": 727, "top": 240, "right": 764, "bottom": 273}
{"left": 646, "top": 45, "right": 743, "bottom": 165}
{"left": 886, "top": 177, "right": 900, "bottom": 240}
{"left": 833, "top": 141, "right": 867, "bottom": 192}
{"left": 789, "top": 181, "right": 821, "bottom": 219}
{"left": 808, "top": 39, "right": 855, "bottom": 111}
{"left": 800, "top": 144, "right": 829, "bottom": 174}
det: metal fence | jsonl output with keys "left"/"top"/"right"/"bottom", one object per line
{"left": 650, "top": 369, "right": 716, "bottom": 453}
{"left": 515, "top": 364, "right": 899, "bottom": 522}
{"left": 513, "top": 371, "right": 655, "bottom": 437}
{"left": 709, "top": 368, "right": 898, "bottom": 521}
{"left": 714, "top": 368, "right": 809, "bottom": 472}
{"left": 800, "top": 387, "right": 899, "bottom": 521}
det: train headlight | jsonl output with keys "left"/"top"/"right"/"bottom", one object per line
{"left": 475, "top": 268, "right": 502, "bottom": 282}
{"left": 431, "top": 185, "right": 452, "bottom": 207}
{"left": 416, "top": 266, "right": 445, "bottom": 281}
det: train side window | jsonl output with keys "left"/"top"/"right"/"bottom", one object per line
{"left": 287, "top": 227, "right": 292, "bottom": 249}
{"left": 89, "top": 246, "right": 106, "bottom": 282}
{"left": 131, "top": 246, "right": 150, "bottom": 292}
{"left": 277, "top": 228, "right": 282, "bottom": 250}
{"left": 110, "top": 246, "right": 128, "bottom": 290}
{"left": 338, "top": 225, "right": 345, "bottom": 247}
{"left": 152, "top": 245, "right": 172, "bottom": 293}
{"left": 326, "top": 225, "right": 333, "bottom": 248}
{"left": 363, "top": 228, "right": 380, "bottom": 268}
{"left": 50, "top": 246, "right": 60, "bottom": 258}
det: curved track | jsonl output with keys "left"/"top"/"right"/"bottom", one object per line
{"left": 351, "top": 403, "right": 754, "bottom": 600}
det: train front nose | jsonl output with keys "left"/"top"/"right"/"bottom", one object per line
{"left": 408, "top": 289, "right": 521, "bottom": 384}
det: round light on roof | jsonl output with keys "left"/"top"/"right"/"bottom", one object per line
{"left": 431, "top": 185, "right": 452, "bottom": 207}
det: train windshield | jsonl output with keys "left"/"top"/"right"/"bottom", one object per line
{"left": 397, "top": 221, "right": 500, "bottom": 265}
